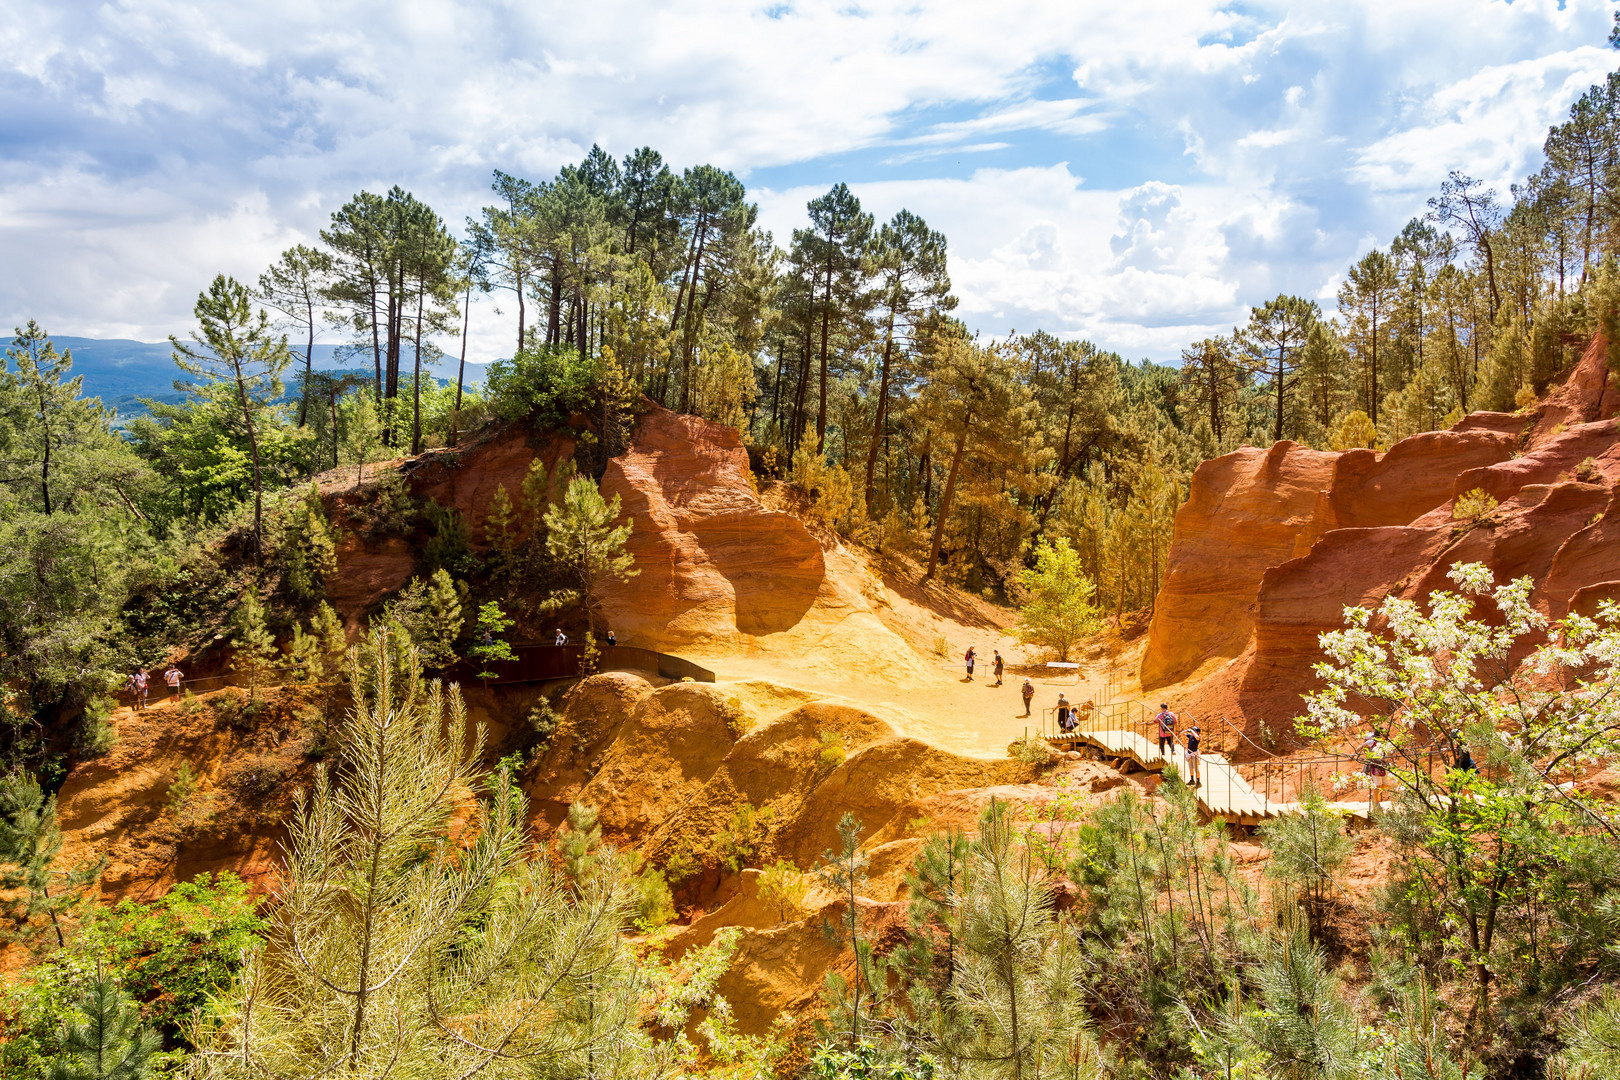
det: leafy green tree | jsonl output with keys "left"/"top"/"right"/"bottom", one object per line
{"left": 543, "top": 475, "right": 637, "bottom": 632}
{"left": 170, "top": 275, "right": 294, "bottom": 559}
{"left": 1013, "top": 537, "right": 1102, "bottom": 661}
{"left": 230, "top": 588, "right": 278, "bottom": 699}
{"left": 78, "top": 872, "right": 265, "bottom": 1048}
{"left": 46, "top": 973, "right": 161, "bottom": 1080}
{"left": 0, "top": 771, "right": 103, "bottom": 949}
{"left": 0, "top": 323, "right": 124, "bottom": 516}
{"left": 1301, "top": 562, "right": 1620, "bottom": 1036}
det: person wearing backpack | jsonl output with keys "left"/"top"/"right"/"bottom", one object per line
{"left": 1182, "top": 723, "right": 1202, "bottom": 787}
{"left": 1020, "top": 678, "right": 1035, "bottom": 717}
{"left": 964, "top": 646, "right": 976, "bottom": 680}
{"left": 1154, "top": 704, "right": 1177, "bottom": 756}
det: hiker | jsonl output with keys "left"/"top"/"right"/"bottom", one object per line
{"left": 992, "top": 650, "right": 1005, "bottom": 686}
{"left": 163, "top": 664, "right": 184, "bottom": 702}
{"left": 1362, "top": 733, "right": 1390, "bottom": 811}
{"left": 555, "top": 629, "right": 568, "bottom": 646}
{"left": 1182, "top": 723, "right": 1202, "bottom": 787}
{"left": 964, "top": 646, "right": 976, "bottom": 680}
{"left": 1453, "top": 741, "right": 1477, "bottom": 773}
{"left": 1020, "top": 678, "right": 1035, "bottom": 717}
{"left": 1153, "top": 703, "right": 1177, "bottom": 756}
{"left": 1055, "top": 694, "right": 1071, "bottom": 734}
{"left": 605, "top": 630, "right": 617, "bottom": 647}
{"left": 482, "top": 628, "right": 494, "bottom": 648}
{"left": 132, "top": 670, "right": 149, "bottom": 710}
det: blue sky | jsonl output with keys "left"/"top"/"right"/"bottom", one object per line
{"left": 2, "top": 0, "right": 1616, "bottom": 367}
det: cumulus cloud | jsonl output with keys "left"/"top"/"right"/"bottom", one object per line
{"left": 0, "top": 0, "right": 1615, "bottom": 362}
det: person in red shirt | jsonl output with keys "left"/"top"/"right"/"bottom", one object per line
{"left": 1154, "top": 704, "right": 1177, "bottom": 756}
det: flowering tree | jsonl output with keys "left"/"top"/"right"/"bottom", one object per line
{"left": 1299, "top": 562, "right": 1620, "bottom": 1044}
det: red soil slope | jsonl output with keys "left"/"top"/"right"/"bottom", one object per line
{"left": 1142, "top": 337, "right": 1620, "bottom": 748}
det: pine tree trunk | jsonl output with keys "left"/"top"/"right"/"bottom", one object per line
{"left": 924, "top": 423, "right": 970, "bottom": 580}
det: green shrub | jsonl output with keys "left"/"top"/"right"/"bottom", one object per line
{"left": 1010, "top": 734, "right": 1057, "bottom": 765}
{"left": 421, "top": 499, "right": 475, "bottom": 575}
{"left": 484, "top": 343, "right": 601, "bottom": 426}
{"left": 73, "top": 698, "right": 117, "bottom": 758}
{"left": 1453, "top": 488, "right": 1498, "bottom": 523}
{"left": 817, "top": 731, "right": 846, "bottom": 769}
{"left": 631, "top": 863, "right": 676, "bottom": 933}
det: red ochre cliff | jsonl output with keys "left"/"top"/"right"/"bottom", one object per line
{"left": 1142, "top": 336, "right": 1620, "bottom": 749}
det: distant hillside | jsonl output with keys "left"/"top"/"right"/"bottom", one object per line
{"left": 44, "top": 337, "right": 490, "bottom": 420}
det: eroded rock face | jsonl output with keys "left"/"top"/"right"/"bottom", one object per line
{"left": 1145, "top": 335, "right": 1620, "bottom": 739}
{"left": 1141, "top": 441, "right": 1340, "bottom": 689}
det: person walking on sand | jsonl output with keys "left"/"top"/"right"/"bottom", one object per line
{"left": 132, "top": 670, "right": 149, "bottom": 711}
{"left": 1154, "top": 703, "right": 1177, "bottom": 756}
{"left": 164, "top": 664, "right": 184, "bottom": 702}
{"left": 1020, "top": 678, "right": 1035, "bottom": 716}
{"left": 1182, "top": 723, "right": 1202, "bottom": 787}
{"left": 964, "top": 646, "right": 976, "bottom": 680}
{"left": 992, "top": 650, "right": 1005, "bottom": 686}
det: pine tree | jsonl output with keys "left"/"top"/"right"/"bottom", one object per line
{"left": 170, "top": 275, "right": 292, "bottom": 560}
{"left": 1239, "top": 294, "right": 1319, "bottom": 443}
{"left": 194, "top": 627, "right": 649, "bottom": 1078}
{"left": 942, "top": 800, "right": 1101, "bottom": 1080}
{"left": 816, "top": 813, "right": 876, "bottom": 1050}
{"left": 1232, "top": 933, "right": 1361, "bottom": 1080}
{"left": 0, "top": 772, "right": 103, "bottom": 950}
{"left": 230, "top": 587, "right": 278, "bottom": 699}
{"left": 282, "top": 483, "right": 337, "bottom": 603}
{"left": 543, "top": 476, "right": 637, "bottom": 632}
{"left": 468, "top": 601, "right": 515, "bottom": 681}
{"left": 383, "top": 569, "right": 464, "bottom": 670}
{"left": 47, "top": 972, "right": 161, "bottom": 1080}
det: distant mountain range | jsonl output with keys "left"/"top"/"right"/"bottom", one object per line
{"left": 40, "top": 337, "right": 491, "bottom": 420}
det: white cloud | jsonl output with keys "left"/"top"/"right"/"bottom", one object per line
{"left": 0, "top": 0, "right": 1615, "bottom": 363}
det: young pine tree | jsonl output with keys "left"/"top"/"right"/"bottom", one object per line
{"left": 194, "top": 627, "right": 647, "bottom": 1078}
{"left": 543, "top": 475, "right": 637, "bottom": 633}
{"left": 47, "top": 972, "right": 161, "bottom": 1080}
{"left": 383, "top": 569, "right": 464, "bottom": 670}
{"left": 230, "top": 588, "right": 278, "bottom": 699}
{"left": 281, "top": 483, "right": 337, "bottom": 603}
{"left": 0, "top": 771, "right": 104, "bottom": 950}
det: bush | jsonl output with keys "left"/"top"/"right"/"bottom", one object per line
{"left": 421, "top": 499, "right": 475, "bottom": 575}
{"left": 1453, "top": 487, "right": 1498, "bottom": 523}
{"left": 817, "top": 731, "right": 846, "bottom": 769}
{"left": 631, "top": 863, "right": 675, "bottom": 933}
{"left": 1010, "top": 734, "right": 1057, "bottom": 765}
{"left": 716, "top": 802, "right": 776, "bottom": 873}
{"left": 73, "top": 698, "right": 117, "bottom": 758}
{"left": 484, "top": 343, "right": 601, "bottom": 426}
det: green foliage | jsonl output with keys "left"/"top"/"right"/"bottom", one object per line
{"left": 45, "top": 972, "right": 161, "bottom": 1080}
{"left": 229, "top": 587, "right": 277, "bottom": 698}
{"left": 484, "top": 342, "right": 602, "bottom": 425}
{"left": 77, "top": 873, "right": 265, "bottom": 1048}
{"left": 467, "top": 601, "right": 514, "bottom": 680}
{"left": 1231, "top": 934, "right": 1362, "bottom": 1080}
{"left": 1452, "top": 487, "right": 1498, "bottom": 523}
{"left": 0, "top": 771, "right": 104, "bottom": 951}
{"left": 421, "top": 498, "right": 475, "bottom": 575}
{"left": 560, "top": 801, "right": 604, "bottom": 884}
{"left": 164, "top": 762, "right": 197, "bottom": 816}
{"left": 817, "top": 730, "right": 847, "bottom": 769}
{"left": 1013, "top": 537, "right": 1103, "bottom": 661}
{"left": 1260, "top": 785, "right": 1352, "bottom": 942}
{"left": 631, "top": 861, "right": 676, "bottom": 933}
{"left": 715, "top": 801, "right": 776, "bottom": 873}
{"left": 1330, "top": 409, "right": 1379, "bottom": 451}
{"left": 382, "top": 568, "right": 464, "bottom": 670}
{"left": 1008, "top": 734, "right": 1057, "bottom": 766}
{"left": 758, "top": 858, "right": 809, "bottom": 923}
{"left": 194, "top": 626, "right": 675, "bottom": 1078}
{"left": 1552, "top": 985, "right": 1620, "bottom": 1079}
{"left": 543, "top": 475, "right": 637, "bottom": 631}
{"left": 279, "top": 483, "right": 336, "bottom": 603}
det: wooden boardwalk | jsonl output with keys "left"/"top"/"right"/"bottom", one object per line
{"left": 1047, "top": 721, "right": 1368, "bottom": 825}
